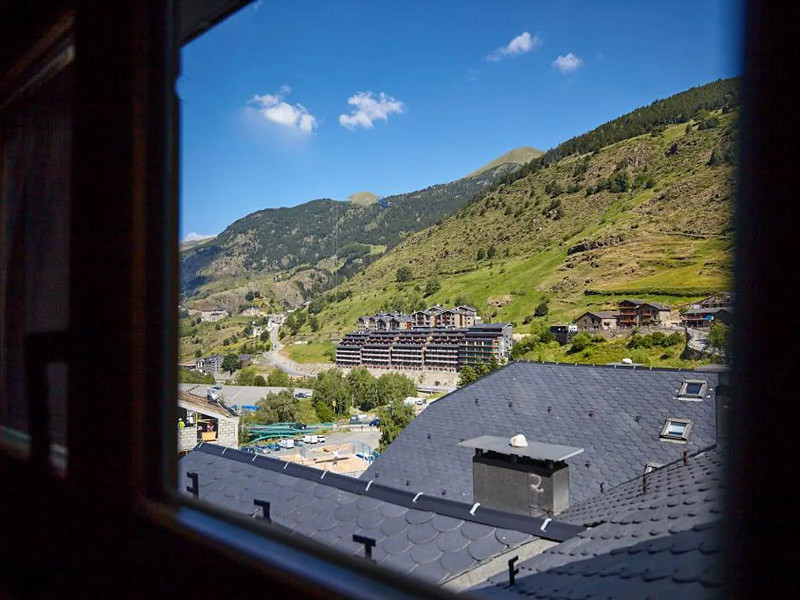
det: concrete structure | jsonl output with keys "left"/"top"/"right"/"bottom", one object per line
{"left": 336, "top": 324, "right": 513, "bottom": 372}
{"left": 575, "top": 310, "right": 619, "bottom": 331}
{"left": 195, "top": 354, "right": 223, "bottom": 373}
{"left": 177, "top": 391, "right": 239, "bottom": 453}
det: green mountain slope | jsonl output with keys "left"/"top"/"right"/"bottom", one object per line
{"left": 180, "top": 152, "right": 531, "bottom": 298}
{"left": 294, "top": 80, "right": 738, "bottom": 345}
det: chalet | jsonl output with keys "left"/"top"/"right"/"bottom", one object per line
{"left": 617, "top": 299, "right": 672, "bottom": 327}
{"left": 681, "top": 306, "right": 735, "bottom": 328}
{"left": 576, "top": 310, "right": 618, "bottom": 331}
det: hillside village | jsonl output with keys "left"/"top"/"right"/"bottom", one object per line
{"left": 174, "top": 79, "right": 738, "bottom": 596}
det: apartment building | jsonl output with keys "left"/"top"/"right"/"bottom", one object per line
{"left": 335, "top": 323, "right": 512, "bottom": 372}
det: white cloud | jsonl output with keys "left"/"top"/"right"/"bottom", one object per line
{"left": 248, "top": 87, "right": 317, "bottom": 134}
{"left": 552, "top": 53, "right": 583, "bottom": 74}
{"left": 485, "top": 31, "right": 541, "bottom": 62}
{"left": 339, "top": 91, "right": 406, "bottom": 130}
{"left": 182, "top": 232, "right": 215, "bottom": 243}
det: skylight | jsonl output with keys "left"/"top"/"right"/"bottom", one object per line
{"left": 660, "top": 418, "right": 692, "bottom": 442}
{"left": 678, "top": 379, "right": 707, "bottom": 400}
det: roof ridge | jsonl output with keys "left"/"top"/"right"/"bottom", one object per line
{"left": 194, "top": 443, "right": 582, "bottom": 542}
{"left": 565, "top": 444, "right": 721, "bottom": 513}
{"left": 515, "top": 359, "right": 722, "bottom": 373}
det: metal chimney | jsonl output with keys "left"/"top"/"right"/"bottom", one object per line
{"left": 459, "top": 435, "right": 584, "bottom": 516}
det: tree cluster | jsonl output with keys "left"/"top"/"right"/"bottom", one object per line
{"left": 377, "top": 399, "right": 415, "bottom": 452}
{"left": 309, "top": 368, "right": 417, "bottom": 416}
{"left": 458, "top": 357, "right": 501, "bottom": 386}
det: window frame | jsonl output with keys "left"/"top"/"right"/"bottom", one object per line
{"left": 678, "top": 379, "right": 708, "bottom": 400}
{"left": 2, "top": 1, "right": 798, "bottom": 598}
{"left": 660, "top": 417, "right": 693, "bottom": 443}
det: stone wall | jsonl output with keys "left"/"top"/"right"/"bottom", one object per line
{"left": 178, "top": 425, "right": 198, "bottom": 452}
{"left": 217, "top": 417, "right": 239, "bottom": 448}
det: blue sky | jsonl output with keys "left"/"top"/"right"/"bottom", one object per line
{"left": 179, "top": 0, "right": 743, "bottom": 240}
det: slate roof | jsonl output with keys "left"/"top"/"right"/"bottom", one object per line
{"left": 179, "top": 444, "right": 584, "bottom": 588}
{"left": 579, "top": 310, "right": 618, "bottom": 319}
{"left": 363, "top": 362, "right": 718, "bottom": 504}
{"left": 684, "top": 307, "right": 734, "bottom": 315}
{"left": 472, "top": 446, "right": 725, "bottom": 599}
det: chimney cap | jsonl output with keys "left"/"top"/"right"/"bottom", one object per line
{"left": 459, "top": 435, "right": 584, "bottom": 462}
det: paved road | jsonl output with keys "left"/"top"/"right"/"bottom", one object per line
{"left": 262, "top": 317, "right": 459, "bottom": 391}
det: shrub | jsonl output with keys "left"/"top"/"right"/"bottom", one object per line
{"left": 396, "top": 266, "right": 413, "bottom": 282}
{"left": 570, "top": 333, "right": 592, "bottom": 352}
{"left": 534, "top": 300, "right": 550, "bottom": 317}
{"left": 424, "top": 279, "right": 441, "bottom": 297}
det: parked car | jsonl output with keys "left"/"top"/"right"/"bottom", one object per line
{"left": 302, "top": 434, "right": 318, "bottom": 444}
{"left": 316, "top": 435, "right": 326, "bottom": 444}
{"left": 369, "top": 418, "right": 380, "bottom": 427}
{"left": 266, "top": 443, "right": 281, "bottom": 451}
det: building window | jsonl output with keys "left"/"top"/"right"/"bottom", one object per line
{"left": 660, "top": 418, "right": 692, "bottom": 443}
{"left": 678, "top": 379, "right": 707, "bottom": 400}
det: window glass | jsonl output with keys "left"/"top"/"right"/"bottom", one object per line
{"left": 176, "top": 0, "right": 741, "bottom": 593}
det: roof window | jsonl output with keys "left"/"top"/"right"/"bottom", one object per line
{"left": 660, "top": 418, "right": 692, "bottom": 443}
{"left": 678, "top": 379, "right": 707, "bottom": 400}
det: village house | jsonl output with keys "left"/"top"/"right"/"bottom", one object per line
{"left": 616, "top": 299, "right": 672, "bottom": 327}
{"left": 200, "top": 308, "right": 229, "bottom": 322}
{"left": 681, "top": 306, "right": 735, "bottom": 328}
{"left": 575, "top": 310, "right": 619, "bottom": 331}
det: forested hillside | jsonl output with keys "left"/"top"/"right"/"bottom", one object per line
{"left": 180, "top": 155, "right": 532, "bottom": 297}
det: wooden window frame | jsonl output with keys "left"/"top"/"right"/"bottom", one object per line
{"left": 2, "top": 1, "right": 800, "bottom": 598}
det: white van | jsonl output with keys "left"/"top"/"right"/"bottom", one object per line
{"left": 302, "top": 434, "right": 318, "bottom": 444}
{"left": 278, "top": 438, "right": 295, "bottom": 449}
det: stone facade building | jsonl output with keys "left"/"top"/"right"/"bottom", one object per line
{"left": 177, "top": 391, "right": 239, "bottom": 454}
